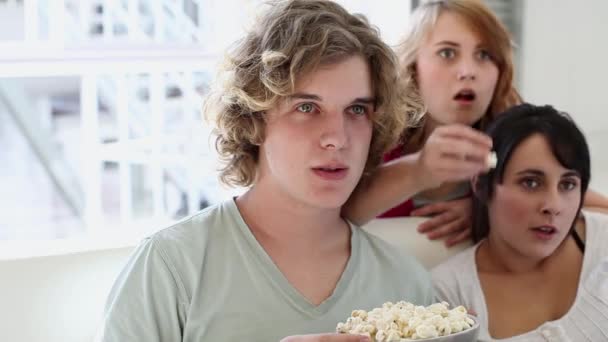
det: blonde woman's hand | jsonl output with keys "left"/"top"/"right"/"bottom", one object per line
{"left": 415, "top": 124, "right": 493, "bottom": 189}
{"left": 280, "top": 334, "right": 371, "bottom": 342}
{"left": 411, "top": 196, "right": 473, "bottom": 247}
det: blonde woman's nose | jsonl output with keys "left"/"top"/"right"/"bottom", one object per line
{"left": 457, "top": 59, "right": 477, "bottom": 81}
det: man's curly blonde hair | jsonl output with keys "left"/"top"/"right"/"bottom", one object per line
{"left": 205, "top": 0, "right": 423, "bottom": 187}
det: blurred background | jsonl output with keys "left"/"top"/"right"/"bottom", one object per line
{"left": 0, "top": 0, "right": 606, "bottom": 251}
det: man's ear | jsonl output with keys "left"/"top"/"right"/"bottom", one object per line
{"left": 411, "top": 64, "right": 419, "bottom": 84}
{"left": 250, "top": 113, "right": 266, "bottom": 146}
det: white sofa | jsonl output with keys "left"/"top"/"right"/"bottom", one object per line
{"left": 362, "top": 217, "right": 471, "bottom": 269}
{"left": 0, "top": 218, "right": 470, "bottom": 342}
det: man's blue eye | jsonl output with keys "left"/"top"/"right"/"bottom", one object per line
{"left": 351, "top": 105, "right": 367, "bottom": 116}
{"left": 296, "top": 103, "right": 314, "bottom": 113}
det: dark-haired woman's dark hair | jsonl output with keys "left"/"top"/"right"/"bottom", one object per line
{"left": 471, "top": 103, "right": 591, "bottom": 243}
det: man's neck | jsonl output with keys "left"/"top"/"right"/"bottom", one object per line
{"left": 235, "top": 184, "right": 352, "bottom": 307}
{"left": 235, "top": 185, "right": 348, "bottom": 250}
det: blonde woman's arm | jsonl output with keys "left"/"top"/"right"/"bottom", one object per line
{"left": 343, "top": 153, "right": 431, "bottom": 225}
{"left": 343, "top": 125, "right": 493, "bottom": 225}
{"left": 584, "top": 189, "right": 608, "bottom": 214}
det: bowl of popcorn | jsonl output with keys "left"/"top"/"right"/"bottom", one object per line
{"left": 336, "top": 301, "right": 479, "bottom": 341}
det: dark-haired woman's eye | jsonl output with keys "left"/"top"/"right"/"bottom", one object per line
{"left": 560, "top": 179, "right": 579, "bottom": 192}
{"left": 520, "top": 177, "right": 540, "bottom": 190}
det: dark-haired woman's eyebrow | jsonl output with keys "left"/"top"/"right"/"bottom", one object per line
{"left": 562, "top": 171, "right": 581, "bottom": 179}
{"left": 515, "top": 169, "right": 545, "bottom": 177}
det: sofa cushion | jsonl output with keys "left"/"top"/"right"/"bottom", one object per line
{"left": 362, "top": 217, "right": 472, "bottom": 269}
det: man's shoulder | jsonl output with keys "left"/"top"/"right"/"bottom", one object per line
{"left": 155, "top": 200, "right": 235, "bottom": 238}
{"left": 356, "top": 226, "right": 429, "bottom": 275}
{"left": 146, "top": 200, "right": 240, "bottom": 260}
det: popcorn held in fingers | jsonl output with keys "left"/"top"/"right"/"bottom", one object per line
{"left": 486, "top": 151, "right": 498, "bottom": 169}
{"left": 336, "top": 301, "right": 475, "bottom": 341}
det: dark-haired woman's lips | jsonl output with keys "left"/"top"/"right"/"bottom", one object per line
{"left": 530, "top": 225, "right": 558, "bottom": 240}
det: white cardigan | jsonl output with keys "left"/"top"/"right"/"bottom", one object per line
{"left": 431, "top": 211, "right": 608, "bottom": 342}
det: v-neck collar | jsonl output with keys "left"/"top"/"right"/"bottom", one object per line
{"left": 226, "top": 199, "right": 359, "bottom": 317}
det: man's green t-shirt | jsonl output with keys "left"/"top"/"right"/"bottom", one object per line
{"left": 99, "top": 199, "right": 433, "bottom": 341}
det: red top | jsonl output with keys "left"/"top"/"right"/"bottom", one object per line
{"left": 376, "top": 144, "right": 415, "bottom": 218}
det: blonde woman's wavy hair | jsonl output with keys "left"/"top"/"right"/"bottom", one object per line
{"left": 397, "top": 0, "right": 522, "bottom": 144}
{"left": 205, "top": 0, "right": 423, "bottom": 187}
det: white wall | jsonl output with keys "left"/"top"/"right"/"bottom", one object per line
{"left": 0, "top": 1, "right": 24, "bottom": 41}
{"left": 0, "top": 247, "right": 133, "bottom": 342}
{"left": 204, "top": 0, "right": 411, "bottom": 55}
{"left": 334, "top": 0, "right": 411, "bottom": 46}
{"left": 520, "top": 0, "right": 608, "bottom": 192}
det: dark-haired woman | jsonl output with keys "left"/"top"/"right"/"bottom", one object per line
{"left": 432, "top": 104, "right": 608, "bottom": 341}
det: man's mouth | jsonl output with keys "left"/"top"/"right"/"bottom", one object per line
{"left": 311, "top": 166, "right": 349, "bottom": 180}
{"left": 314, "top": 167, "right": 347, "bottom": 172}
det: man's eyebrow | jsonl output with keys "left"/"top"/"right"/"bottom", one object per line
{"left": 287, "top": 93, "right": 322, "bottom": 101}
{"left": 352, "top": 97, "right": 376, "bottom": 104}
{"left": 287, "top": 94, "right": 376, "bottom": 106}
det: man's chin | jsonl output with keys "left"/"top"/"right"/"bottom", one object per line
{"left": 310, "top": 193, "right": 351, "bottom": 211}
{"left": 306, "top": 180, "right": 359, "bottom": 209}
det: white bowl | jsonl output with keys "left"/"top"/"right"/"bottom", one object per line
{"left": 402, "top": 315, "right": 479, "bottom": 342}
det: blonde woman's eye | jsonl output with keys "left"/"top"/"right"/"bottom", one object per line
{"left": 438, "top": 48, "right": 456, "bottom": 59}
{"left": 477, "top": 50, "right": 493, "bottom": 61}
{"left": 296, "top": 103, "right": 315, "bottom": 113}
{"left": 350, "top": 105, "right": 368, "bottom": 116}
